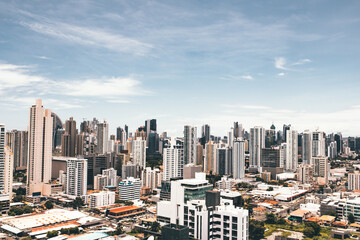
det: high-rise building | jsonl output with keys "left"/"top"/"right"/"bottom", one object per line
{"left": 283, "top": 124, "right": 291, "bottom": 142}
{"left": 196, "top": 143, "right": 204, "bottom": 167}
{"left": 201, "top": 124, "right": 210, "bottom": 143}
{"left": 233, "top": 140, "right": 245, "bottom": 179}
{"left": 6, "top": 130, "right": 28, "bottom": 170}
{"left": 65, "top": 158, "right": 88, "bottom": 196}
{"left": 216, "top": 147, "right": 232, "bottom": 176}
{"left": 97, "top": 120, "right": 109, "bottom": 154}
{"left": 285, "top": 128, "right": 298, "bottom": 171}
{"left": 51, "top": 112, "right": 63, "bottom": 150}
{"left": 142, "top": 167, "right": 162, "bottom": 190}
{"left": 184, "top": 126, "right": 197, "bottom": 165}
{"left": 118, "top": 177, "right": 141, "bottom": 201}
{"left": 334, "top": 133, "right": 343, "bottom": 154}
{"left": 297, "top": 164, "right": 313, "bottom": 184}
{"left": 311, "top": 156, "right": 329, "bottom": 184}
{"left": 3, "top": 146, "right": 13, "bottom": 199}
{"left": 302, "top": 130, "right": 312, "bottom": 164}
{"left": 27, "top": 99, "right": 53, "bottom": 195}
{"left": 249, "top": 126, "right": 265, "bottom": 169}
{"left": 348, "top": 172, "right": 360, "bottom": 191}
{"left": 0, "top": 124, "right": 7, "bottom": 194}
{"left": 89, "top": 191, "right": 116, "bottom": 208}
{"left": 204, "top": 141, "right": 217, "bottom": 173}
{"left": 132, "top": 139, "right": 146, "bottom": 168}
{"left": 163, "top": 144, "right": 184, "bottom": 180}
{"left": 312, "top": 131, "right": 326, "bottom": 157}
{"left": 61, "top": 117, "right": 77, "bottom": 157}
{"left": 328, "top": 141, "right": 337, "bottom": 159}
{"left": 233, "top": 122, "right": 244, "bottom": 139}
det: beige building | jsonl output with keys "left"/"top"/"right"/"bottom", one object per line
{"left": 27, "top": 99, "right": 53, "bottom": 195}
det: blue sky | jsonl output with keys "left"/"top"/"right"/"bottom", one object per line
{"left": 0, "top": 0, "right": 360, "bottom": 137}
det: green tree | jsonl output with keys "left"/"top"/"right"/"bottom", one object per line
{"left": 69, "top": 227, "right": 80, "bottom": 234}
{"left": 110, "top": 223, "right": 124, "bottom": 236}
{"left": 46, "top": 230, "right": 58, "bottom": 238}
{"left": 23, "top": 205, "right": 33, "bottom": 213}
{"left": 348, "top": 213, "right": 355, "bottom": 223}
{"left": 150, "top": 221, "right": 161, "bottom": 232}
{"left": 45, "top": 200, "right": 54, "bottom": 209}
{"left": 266, "top": 187, "right": 274, "bottom": 191}
{"left": 265, "top": 213, "right": 277, "bottom": 224}
{"left": 249, "top": 220, "right": 265, "bottom": 240}
{"left": 72, "top": 197, "right": 84, "bottom": 209}
{"left": 303, "top": 222, "right": 320, "bottom": 238}
{"left": 277, "top": 217, "right": 286, "bottom": 225}
{"left": 328, "top": 210, "right": 338, "bottom": 219}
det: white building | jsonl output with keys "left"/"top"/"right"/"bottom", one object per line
{"left": 311, "top": 156, "right": 329, "bottom": 184}
{"left": 96, "top": 120, "right": 109, "bottom": 154}
{"left": 26, "top": 99, "right": 53, "bottom": 195}
{"left": 118, "top": 177, "right": 141, "bottom": 201}
{"left": 132, "top": 139, "right": 146, "bottom": 169}
{"left": 89, "top": 191, "right": 116, "bottom": 208}
{"left": 94, "top": 174, "right": 108, "bottom": 191}
{"left": 328, "top": 141, "right": 337, "bottom": 159}
{"left": 142, "top": 167, "right": 162, "bottom": 190}
{"left": 4, "top": 146, "right": 13, "bottom": 198}
{"left": 312, "top": 131, "right": 326, "bottom": 157}
{"left": 297, "top": 164, "right": 313, "bottom": 184}
{"left": 233, "top": 140, "right": 245, "bottom": 179}
{"left": 285, "top": 128, "right": 298, "bottom": 171}
{"left": 65, "top": 158, "right": 88, "bottom": 196}
{"left": 302, "top": 130, "right": 312, "bottom": 165}
{"left": 249, "top": 126, "right": 265, "bottom": 169}
{"left": 348, "top": 172, "right": 360, "bottom": 191}
{"left": 184, "top": 126, "right": 197, "bottom": 165}
{"left": 163, "top": 147, "right": 184, "bottom": 180}
{"left": 102, "top": 168, "right": 117, "bottom": 187}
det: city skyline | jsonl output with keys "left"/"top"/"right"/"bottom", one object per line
{"left": 1, "top": 1, "right": 360, "bottom": 136}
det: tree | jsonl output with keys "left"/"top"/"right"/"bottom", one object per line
{"left": 45, "top": 200, "right": 54, "bottom": 209}
{"left": 348, "top": 213, "right": 355, "bottom": 223}
{"left": 150, "top": 221, "right": 161, "bottom": 232}
{"left": 110, "top": 223, "right": 124, "bottom": 236}
{"left": 72, "top": 197, "right": 84, "bottom": 209}
{"left": 47, "top": 230, "right": 58, "bottom": 238}
{"left": 265, "top": 213, "right": 277, "bottom": 224}
{"left": 328, "top": 210, "right": 338, "bottom": 219}
{"left": 303, "top": 222, "right": 321, "bottom": 238}
{"left": 69, "top": 227, "right": 80, "bottom": 234}
{"left": 267, "top": 187, "right": 274, "bottom": 191}
{"left": 249, "top": 220, "right": 265, "bottom": 240}
{"left": 277, "top": 217, "right": 286, "bottom": 225}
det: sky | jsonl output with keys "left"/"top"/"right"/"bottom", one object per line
{"left": 0, "top": 0, "right": 360, "bottom": 137}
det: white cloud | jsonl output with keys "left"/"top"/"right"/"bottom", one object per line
{"left": 36, "top": 56, "right": 51, "bottom": 60}
{"left": 274, "top": 57, "right": 287, "bottom": 70}
{"left": 293, "top": 58, "right": 312, "bottom": 65}
{"left": 19, "top": 18, "right": 153, "bottom": 56}
{"left": 221, "top": 75, "right": 254, "bottom": 81}
{"left": 278, "top": 72, "right": 285, "bottom": 77}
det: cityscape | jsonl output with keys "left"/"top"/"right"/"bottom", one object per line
{"left": 1, "top": 1, "right": 360, "bottom": 240}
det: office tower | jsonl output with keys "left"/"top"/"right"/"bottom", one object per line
{"left": 94, "top": 174, "right": 108, "bottom": 190}
{"left": 249, "top": 126, "right": 265, "bottom": 169}
{"left": 0, "top": 124, "right": 6, "bottom": 194}
{"left": 201, "top": 124, "right": 210, "bottom": 143}
{"left": 102, "top": 168, "right": 117, "bottom": 187}
{"left": 145, "top": 119, "right": 157, "bottom": 135}
{"left": 124, "top": 125, "right": 129, "bottom": 140}
{"left": 283, "top": 124, "right": 291, "bottom": 142}
{"left": 348, "top": 172, "right": 360, "bottom": 190}
{"left": 328, "top": 141, "right": 337, "bottom": 159}
{"left": 311, "top": 156, "right": 329, "bottom": 184}
{"left": 27, "top": 99, "right": 53, "bottom": 195}
{"left": 75, "top": 133, "right": 84, "bottom": 155}
{"left": 233, "top": 122, "right": 244, "bottom": 139}
{"left": 51, "top": 112, "right": 63, "bottom": 150}
{"left": 227, "top": 131, "right": 234, "bottom": 148}
{"left": 312, "top": 131, "right": 326, "bottom": 157}
{"left": 302, "top": 130, "right": 312, "bottom": 164}
{"left": 261, "top": 148, "right": 282, "bottom": 179}
{"left": 96, "top": 120, "right": 109, "bottom": 154}
{"left": 118, "top": 177, "right": 141, "bottom": 201}
{"left": 356, "top": 137, "right": 360, "bottom": 153}
{"left": 122, "top": 164, "right": 140, "bottom": 179}
{"left": 334, "top": 133, "right": 343, "bottom": 154}
{"left": 285, "top": 128, "right": 298, "bottom": 171}
{"left": 183, "top": 126, "right": 197, "bottom": 165}
{"left": 163, "top": 145, "right": 184, "bottom": 180}
{"left": 196, "top": 143, "right": 204, "bottom": 167}
{"left": 6, "top": 130, "right": 28, "bottom": 170}
{"left": 233, "top": 140, "right": 245, "bottom": 179}
{"left": 204, "top": 141, "right": 217, "bottom": 173}
{"left": 147, "top": 132, "right": 159, "bottom": 154}
{"left": 116, "top": 127, "right": 127, "bottom": 143}
{"left": 89, "top": 191, "right": 116, "bottom": 208}
{"left": 132, "top": 138, "right": 146, "bottom": 168}
{"left": 216, "top": 148, "right": 232, "bottom": 176}
{"left": 348, "top": 137, "right": 356, "bottom": 151}
{"left": 279, "top": 143, "right": 287, "bottom": 169}
{"left": 65, "top": 158, "right": 88, "bottom": 196}
{"left": 61, "top": 117, "right": 77, "bottom": 157}
{"left": 142, "top": 167, "right": 162, "bottom": 190}
{"left": 265, "top": 129, "right": 276, "bottom": 148}
{"left": 297, "top": 164, "right": 313, "bottom": 184}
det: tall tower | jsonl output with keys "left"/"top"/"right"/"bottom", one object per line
{"left": 249, "top": 126, "right": 265, "bottom": 169}
{"left": 184, "top": 126, "right": 197, "bottom": 165}
{"left": 312, "top": 131, "right": 326, "bottom": 157}
{"left": 61, "top": 117, "right": 77, "bottom": 157}
{"left": 97, "top": 120, "right": 109, "bottom": 154}
{"left": 27, "top": 99, "right": 53, "bottom": 195}
{"left": 201, "top": 124, "right": 210, "bottom": 143}
{"left": 65, "top": 158, "right": 88, "bottom": 196}
{"left": 0, "top": 124, "right": 6, "bottom": 194}
{"left": 285, "top": 127, "right": 298, "bottom": 171}
{"left": 233, "top": 140, "right": 245, "bottom": 179}
{"left": 132, "top": 138, "right": 146, "bottom": 168}
{"left": 302, "top": 130, "right": 312, "bottom": 164}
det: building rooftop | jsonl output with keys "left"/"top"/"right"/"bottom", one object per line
{"left": 109, "top": 206, "right": 141, "bottom": 214}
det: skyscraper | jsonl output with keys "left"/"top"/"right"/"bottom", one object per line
{"left": 145, "top": 119, "right": 157, "bottom": 146}
{"left": 249, "top": 126, "right": 265, "bottom": 169}
{"left": 233, "top": 122, "right": 244, "bottom": 139}
{"left": 65, "top": 158, "right": 88, "bottom": 196}
{"left": 97, "top": 120, "right": 109, "bottom": 154}
{"left": 233, "top": 140, "right": 245, "bottom": 179}
{"left": 6, "top": 130, "right": 28, "bottom": 170}
{"left": 0, "top": 124, "right": 6, "bottom": 194}
{"left": 283, "top": 124, "right": 291, "bottom": 142}
{"left": 163, "top": 146, "right": 184, "bottom": 180}
{"left": 302, "top": 130, "right": 312, "bottom": 165}
{"left": 204, "top": 141, "right": 217, "bottom": 173}
{"left": 61, "top": 117, "right": 77, "bottom": 157}
{"left": 27, "top": 99, "right": 53, "bottom": 195}
{"left": 285, "top": 127, "right": 298, "bottom": 171}
{"left": 201, "top": 124, "right": 210, "bottom": 143}
{"left": 132, "top": 138, "right": 146, "bottom": 168}
{"left": 184, "top": 126, "right": 197, "bottom": 165}
{"left": 312, "top": 131, "right": 326, "bottom": 157}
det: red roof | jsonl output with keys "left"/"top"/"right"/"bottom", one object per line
{"left": 109, "top": 206, "right": 141, "bottom": 214}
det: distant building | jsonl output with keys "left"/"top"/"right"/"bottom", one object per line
{"left": 65, "top": 158, "right": 88, "bottom": 196}
{"left": 249, "top": 126, "right": 265, "bottom": 170}
{"left": 233, "top": 140, "right": 245, "bottom": 179}
{"left": 61, "top": 117, "right": 77, "bottom": 157}
{"left": 348, "top": 172, "right": 360, "bottom": 190}
{"left": 183, "top": 164, "right": 202, "bottom": 179}
{"left": 184, "top": 126, "right": 197, "bottom": 165}
{"left": 118, "top": 177, "right": 141, "bottom": 201}
{"left": 163, "top": 146, "right": 184, "bottom": 180}
{"left": 297, "top": 164, "right": 313, "bottom": 184}
{"left": 89, "top": 191, "right": 115, "bottom": 208}
{"left": 132, "top": 139, "right": 146, "bottom": 168}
